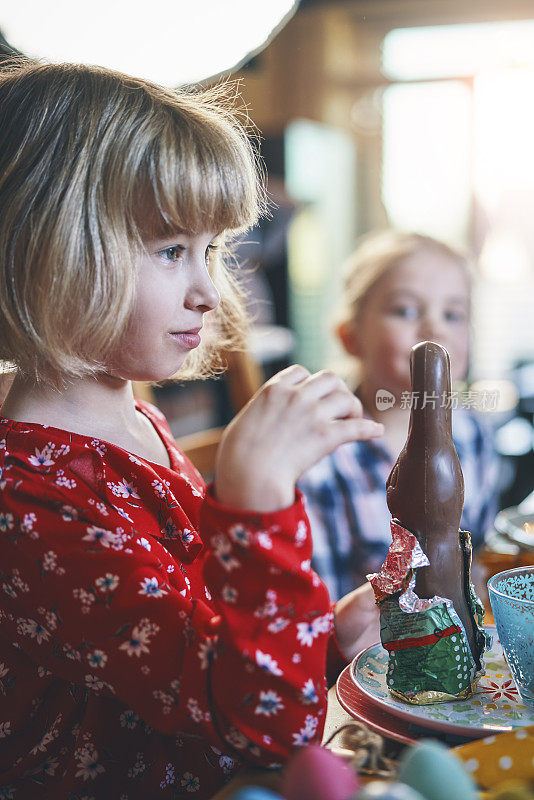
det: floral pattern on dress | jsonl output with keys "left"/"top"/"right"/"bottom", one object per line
{"left": 0, "top": 401, "right": 334, "bottom": 799}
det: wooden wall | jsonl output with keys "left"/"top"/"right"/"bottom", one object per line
{"left": 234, "top": 1, "right": 534, "bottom": 232}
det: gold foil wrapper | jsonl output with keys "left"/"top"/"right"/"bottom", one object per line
{"left": 389, "top": 676, "right": 482, "bottom": 706}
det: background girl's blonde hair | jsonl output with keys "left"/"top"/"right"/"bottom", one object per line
{"left": 340, "top": 228, "right": 472, "bottom": 325}
{"left": 0, "top": 60, "right": 264, "bottom": 386}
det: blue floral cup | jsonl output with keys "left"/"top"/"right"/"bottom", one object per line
{"left": 488, "top": 566, "right": 534, "bottom": 706}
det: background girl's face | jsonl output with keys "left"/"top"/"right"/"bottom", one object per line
{"left": 350, "top": 249, "right": 471, "bottom": 395}
{"left": 108, "top": 230, "right": 221, "bottom": 382}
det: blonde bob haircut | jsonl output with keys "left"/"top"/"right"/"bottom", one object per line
{"left": 339, "top": 228, "right": 473, "bottom": 326}
{"left": 0, "top": 60, "right": 264, "bottom": 386}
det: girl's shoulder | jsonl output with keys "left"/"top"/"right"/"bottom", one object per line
{"left": 0, "top": 413, "right": 102, "bottom": 536}
{"left": 0, "top": 409, "right": 205, "bottom": 555}
{"left": 0, "top": 401, "right": 176, "bottom": 476}
{"left": 0, "top": 412, "right": 78, "bottom": 469}
{"left": 0, "top": 408, "right": 162, "bottom": 508}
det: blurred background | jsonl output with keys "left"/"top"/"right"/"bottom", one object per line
{"left": 3, "top": 0, "right": 534, "bottom": 517}
{"left": 232, "top": 0, "right": 534, "bottom": 514}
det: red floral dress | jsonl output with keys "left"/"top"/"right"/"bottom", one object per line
{"left": 0, "top": 401, "right": 344, "bottom": 799}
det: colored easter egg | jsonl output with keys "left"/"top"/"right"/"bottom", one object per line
{"left": 398, "top": 740, "right": 477, "bottom": 800}
{"left": 229, "top": 787, "right": 283, "bottom": 800}
{"left": 353, "top": 781, "right": 426, "bottom": 799}
{"left": 281, "top": 745, "right": 360, "bottom": 800}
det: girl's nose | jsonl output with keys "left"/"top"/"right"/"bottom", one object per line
{"left": 419, "top": 314, "right": 446, "bottom": 342}
{"left": 185, "top": 260, "right": 221, "bottom": 313}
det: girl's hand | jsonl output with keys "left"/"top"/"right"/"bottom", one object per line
{"left": 214, "top": 365, "right": 383, "bottom": 512}
{"left": 334, "top": 582, "right": 381, "bottom": 661}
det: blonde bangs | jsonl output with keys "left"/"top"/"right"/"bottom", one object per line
{"left": 135, "top": 86, "right": 264, "bottom": 240}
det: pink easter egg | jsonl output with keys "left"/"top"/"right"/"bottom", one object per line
{"left": 281, "top": 745, "right": 360, "bottom": 800}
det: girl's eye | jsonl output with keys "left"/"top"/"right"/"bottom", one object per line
{"left": 444, "top": 308, "right": 468, "bottom": 323}
{"left": 388, "top": 305, "right": 419, "bottom": 321}
{"left": 205, "top": 244, "right": 218, "bottom": 265}
{"left": 158, "top": 245, "right": 185, "bottom": 262}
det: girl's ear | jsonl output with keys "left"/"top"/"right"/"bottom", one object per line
{"left": 336, "top": 320, "right": 361, "bottom": 357}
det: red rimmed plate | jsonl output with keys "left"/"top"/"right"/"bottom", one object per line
{"left": 336, "top": 664, "right": 417, "bottom": 745}
{"left": 349, "top": 628, "right": 534, "bottom": 738}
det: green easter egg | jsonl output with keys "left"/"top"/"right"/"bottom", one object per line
{"left": 398, "top": 740, "right": 477, "bottom": 800}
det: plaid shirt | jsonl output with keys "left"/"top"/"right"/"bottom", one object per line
{"left": 298, "top": 409, "right": 500, "bottom": 600}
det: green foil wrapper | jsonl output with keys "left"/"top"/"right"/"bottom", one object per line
{"left": 368, "top": 521, "right": 491, "bottom": 705}
{"left": 381, "top": 596, "right": 483, "bottom": 703}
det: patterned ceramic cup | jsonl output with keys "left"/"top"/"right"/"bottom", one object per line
{"left": 488, "top": 566, "right": 534, "bottom": 706}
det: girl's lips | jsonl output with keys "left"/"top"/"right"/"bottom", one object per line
{"left": 169, "top": 330, "right": 201, "bottom": 350}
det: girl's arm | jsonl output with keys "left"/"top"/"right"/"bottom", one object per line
{"left": 212, "top": 363, "right": 383, "bottom": 682}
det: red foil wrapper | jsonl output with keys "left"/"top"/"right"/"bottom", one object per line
{"left": 367, "top": 520, "right": 429, "bottom": 604}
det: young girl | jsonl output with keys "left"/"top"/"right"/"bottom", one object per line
{"left": 0, "top": 62, "right": 383, "bottom": 799}
{"left": 299, "top": 229, "right": 500, "bottom": 600}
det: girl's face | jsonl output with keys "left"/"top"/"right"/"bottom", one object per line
{"left": 346, "top": 249, "right": 471, "bottom": 395}
{"left": 109, "top": 230, "right": 221, "bottom": 381}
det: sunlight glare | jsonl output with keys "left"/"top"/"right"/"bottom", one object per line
{"left": 383, "top": 21, "right": 534, "bottom": 81}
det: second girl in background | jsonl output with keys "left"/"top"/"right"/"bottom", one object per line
{"left": 299, "top": 229, "right": 500, "bottom": 600}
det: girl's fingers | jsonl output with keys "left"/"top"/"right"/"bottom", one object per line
{"left": 266, "top": 367, "right": 350, "bottom": 399}
{"left": 310, "top": 389, "right": 363, "bottom": 423}
{"left": 253, "top": 369, "right": 370, "bottom": 436}
{"left": 268, "top": 364, "right": 311, "bottom": 386}
{"left": 326, "top": 416, "right": 384, "bottom": 449}
{"left": 292, "top": 417, "right": 383, "bottom": 484}
{"left": 297, "top": 369, "right": 354, "bottom": 403}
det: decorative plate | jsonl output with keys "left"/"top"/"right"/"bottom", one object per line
{"left": 336, "top": 665, "right": 418, "bottom": 745}
{"left": 351, "top": 628, "right": 534, "bottom": 737}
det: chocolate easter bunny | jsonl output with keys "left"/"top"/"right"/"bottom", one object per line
{"left": 386, "top": 341, "right": 485, "bottom": 665}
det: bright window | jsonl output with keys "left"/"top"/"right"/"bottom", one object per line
{"left": 382, "top": 22, "right": 534, "bottom": 379}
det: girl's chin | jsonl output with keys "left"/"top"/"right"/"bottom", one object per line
{"left": 104, "top": 362, "right": 186, "bottom": 384}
